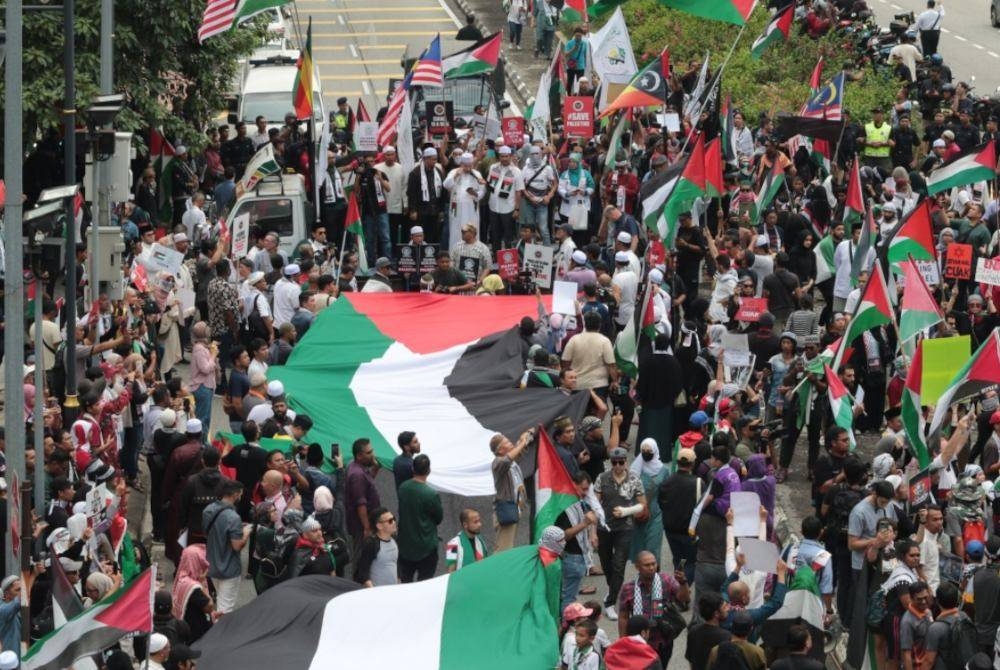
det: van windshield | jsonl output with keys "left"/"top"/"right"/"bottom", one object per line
{"left": 231, "top": 197, "right": 294, "bottom": 237}
{"left": 243, "top": 92, "right": 322, "bottom": 124}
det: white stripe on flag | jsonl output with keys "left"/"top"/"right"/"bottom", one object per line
{"left": 198, "top": 0, "right": 237, "bottom": 43}
{"left": 309, "top": 574, "right": 448, "bottom": 670}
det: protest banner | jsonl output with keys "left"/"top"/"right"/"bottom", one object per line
{"left": 139, "top": 243, "right": 184, "bottom": 276}
{"left": 457, "top": 256, "right": 481, "bottom": 283}
{"left": 735, "top": 297, "right": 768, "bottom": 322}
{"left": 975, "top": 257, "right": 1000, "bottom": 286}
{"left": 230, "top": 212, "right": 250, "bottom": 259}
{"left": 523, "top": 243, "right": 554, "bottom": 289}
{"left": 908, "top": 466, "right": 933, "bottom": 512}
{"left": 356, "top": 122, "right": 379, "bottom": 152}
{"left": 426, "top": 101, "right": 454, "bottom": 135}
{"left": 501, "top": 117, "right": 525, "bottom": 147}
{"left": 497, "top": 248, "right": 521, "bottom": 280}
{"left": 418, "top": 243, "right": 438, "bottom": 274}
{"left": 562, "top": 97, "right": 595, "bottom": 140}
{"left": 944, "top": 243, "right": 973, "bottom": 280}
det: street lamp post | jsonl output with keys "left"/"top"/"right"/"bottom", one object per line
{"left": 62, "top": 0, "right": 79, "bottom": 422}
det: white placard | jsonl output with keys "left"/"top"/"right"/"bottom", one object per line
{"left": 722, "top": 332, "right": 750, "bottom": 367}
{"left": 178, "top": 288, "right": 196, "bottom": 315}
{"left": 138, "top": 243, "right": 185, "bottom": 276}
{"left": 738, "top": 537, "right": 781, "bottom": 574}
{"left": 657, "top": 113, "right": 681, "bottom": 133}
{"left": 552, "top": 280, "right": 578, "bottom": 315}
{"left": 230, "top": 212, "right": 250, "bottom": 259}
{"left": 916, "top": 260, "right": 940, "bottom": 286}
{"left": 976, "top": 257, "right": 1000, "bottom": 287}
{"left": 523, "top": 243, "right": 554, "bottom": 289}
{"left": 731, "top": 491, "right": 761, "bottom": 537}
{"left": 356, "top": 122, "right": 379, "bottom": 152}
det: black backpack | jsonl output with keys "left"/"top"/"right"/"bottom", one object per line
{"left": 827, "top": 485, "right": 864, "bottom": 540}
{"left": 258, "top": 525, "right": 301, "bottom": 582}
{"left": 936, "top": 613, "right": 978, "bottom": 670}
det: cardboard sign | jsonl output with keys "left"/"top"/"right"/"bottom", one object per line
{"left": 86, "top": 483, "right": 114, "bottom": 534}
{"left": 502, "top": 117, "right": 525, "bottom": 148}
{"left": 457, "top": 255, "right": 481, "bottom": 282}
{"left": 523, "top": 243, "right": 554, "bottom": 289}
{"left": 396, "top": 244, "right": 419, "bottom": 274}
{"left": 426, "top": 101, "right": 454, "bottom": 135}
{"left": 419, "top": 243, "right": 438, "bottom": 274}
{"left": 497, "top": 248, "right": 521, "bottom": 280}
{"left": 976, "top": 257, "right": 1000, "bottom": 286}
{"left": 908, "top": 466, "right": 933, "bottom": 510}
{"left": 562, "top": 96, "right": 595, "bottom": 140}
{"left": 916, "top": 260, "right": 940, "bottom": 286}
{"left": 944, "top": 243, "right": 973, "bottom": 280}
{"left": 230, "top": 212, "right": 250, "bottom": 259}
{"left": 735, "top": 297, "right": 768, "bottom": 322}
{"left": 139, "top": 243, "right": 184, "bottom": 276}
{"left": 356, "top": 122, "right": 379, "bottom": 152}
{"left": 552, "top": 280, "right": 578, "bottom": 315}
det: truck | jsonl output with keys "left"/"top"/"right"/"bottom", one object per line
{"left": 228, "top": 53, "right": 325, "bottom": 131}
{"left": 226, "top": 174, "right": 312, "bottom": 258}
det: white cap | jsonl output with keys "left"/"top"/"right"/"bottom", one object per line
{"left": 932, "top": 138, "right": 946, "bottom": 148}
{"left": 174, "top": 145, "right": 187, "bottom": 155}
{"left": 267, "top": 380, "right": 285, "bottom": 397}
{"left": 882, "top": 201, "right": 898, "bottom": 212}
{"left": 148, "top": 633, "right": 170, "bottom": 655}
{"left": 382, "top": 145, "right": 396, "bottom": 153}
{"left": 614, "top": 251, "right": 630, "bottom": 263}
{"left": 173, "top": 232, "right": 189, "bottom": 243}
{"left": 755, "top": 234, "right": 769, "bottom": 248}
{"left": 410, "top": 226, "right": 424, "bottom": 236}
{"left": 422, "top": 147, "right": 438, "bottom": 158}
{"left": 185, "top": 418, "right": 203, "bottom": 434}
{"left": 528, "top": 145, "right": 541, "bottom": 154}
{"left": 571, "top": 250, "right": 587, "bottom": 265}
{"left": 649, "top": 269, "right": 664, "bottom": 284}
{"left": 616, "top": 231, "right": 632, "bottom": 245}
{"left": 498, "top": 146, "right": 512, "bottom": 155}
{"left": 460, "top": 152, "right": 475, "bottom": 165}
{"left": 284, "top": 263, "right": 301, "bottom": 276}
{"left": 247, "top": 271, "right": 266, "bottom": 285}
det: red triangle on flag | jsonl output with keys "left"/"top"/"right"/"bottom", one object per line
{"left": 967, "top": 332, "right": 1000, "bottom": 384}
{"left": 973, "top": 140, "right": 997, "bottom": 170}
{"left": 535, "top": 425, "right": 577, "bottom": 496}
{"left": 93, "top": 569, "right": 154, "bottom": 633}
{"left": 683, "top": 133, "right": 707, "bottom": 192}
{"left": 704, "top": 138, "right": 724, "bottom": 197}
{"left": 471, "top": 32, "right": 502, "bottom": 68}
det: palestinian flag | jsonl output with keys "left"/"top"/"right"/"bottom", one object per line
{"left": 825, "top": 364, "right": 856, "bottom": 448}
{"left": 659, "top": 0, "right": 755, "bottom": 25}
{"left": 614, "top": 282, "right": 655, "bottom": 377}
{"left": 885, "top": 199, "right": 936, "bottom": 272}
{"left": 899, "top": 260, "right": 944, "bottom": 343}
{"left": 589, "top": 0, "right": 623, "bottom": 17}
{"left": 814, "top": 233, "right": 837, "bottom": 283}
{"left": 850, "top": 206, "right": 877, "bottom": 285}
{"left": 902, "top": 341, "right": 930, "bottom": 467}
{"left": 720, "top": 94, "right": 736, "bottom": 165}
{"left": 534, "top": 427, "right": 578, "bottom": 541}
{"left": 927, "top": 331, "right": 1000, "bottom": 438}
{"left": 239, "top": 143, "right": 281, "bottom": 193}
{"left": 150, "top": 129, "right": 175, "bottom": 224}
{"left": 660, "top": 133, "right": 707, "bottom": 246}
{"left": 603, "top": 111, "right": 630, "bottom": 172}
{"left": 562, "top": 0, "right": 588, "bottom": 23}
{"left": 267, "top": 294, "right": 588, "bottom": 495}
{"left": 234, "top": 0, "right": 291, "bottom": 24}
{"left": 292, "top": 18, "right": 314, "bottom": 120}
{"left": 833, "top": 264, "right": 895, "bottom": 370}
{"left": 23, "top": 569, "right": 154, "bottom": 670}
{"left": 443, "top": 33, "right": 502, "bottom": 79}
{"left": 753, "top": 160, "right": 785, "bottom": 224}
{"left": 811, "top": 137, "right": 832, "bottom": 175}
{"left": 751, "top": 5, "right": 793, "bottom": 59}
{"left": 704, "top": 137, "right": 725, "bottom": 199}
{"left": 926, "top": 140, "right": 997, "bottom": 195}
{"left": 806, "top": 56, "right": 824, "bottom": 94}
{"left": 760, "top": 566, "right": 826, "bottom": 663}
{"left": 805, "top": 336, "right": 842, "bottom": 376}
{"left": 345, "top": 190, "right": 368, "bottom": 272}
{"left": 843, "top": 157, "right": 864, "bottom": 232}
{"left": 601, "top": 58, "right": 669, "bottom": 116}
{"left": 194, "top": 549, "right": 561, "bottom": 670}
{"left": 638, "top": 163, "right": 682, "bottom": 234}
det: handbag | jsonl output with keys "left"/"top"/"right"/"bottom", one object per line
{"left": 866, "top": 587, "right": 888, "bottom": 630}
{"left": 657, "top": 601, "right": 688, "bottom": 640}
{"left": 494, "top": 499, "right": 520, "bottom": 526}
{"left": 568, "top": 203, "right": 589, "bottom": 231}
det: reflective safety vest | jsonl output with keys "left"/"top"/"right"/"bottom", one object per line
{"left": 864, "top": 122, "right": 891, "bottom": 158}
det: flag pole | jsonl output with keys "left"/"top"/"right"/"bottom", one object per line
{"left": 679, "top": 23, "right": 746, "bottom": 156}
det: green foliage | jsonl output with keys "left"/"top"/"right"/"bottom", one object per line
{"left": 2, "top": 0, "right": 267, "bottom": 152}
{"left": 601, "top": 0, "right": 897, "bottom": 123}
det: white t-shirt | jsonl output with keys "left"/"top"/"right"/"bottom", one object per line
{"left": 487, "top": 163, "right": 524, "bottom": 215}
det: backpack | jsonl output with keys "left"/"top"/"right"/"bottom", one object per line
{"left": 936, "top": 613, "right": 978, "bottom": 670}
{"left": 258, "top": 525, "right": 300, "bottom": 582}
{"left": 962, "top": 518, "right": 986, "bottom": 547}
{"left": 866, "top": 587, "right": 889, "bottom": 630}
{"left": 826, "top": 485, "right": 864, "bottom": 540}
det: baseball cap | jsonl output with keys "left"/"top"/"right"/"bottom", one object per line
{"left": 677, "top": 448, "right": 696, "bottom": 465}
{"left": 967, "top": 540, "right": 986, "bottom": 560}
{"left": 375, "top": 257, "right": 392, "bottom": 269}
{"left": 689, "top": 410, "right": 710, "bottom": 428}
{"left": 563, "top": 602, "right": 594, "bottom": 622}
{"left": 609, "top": 447, "right": 628, "bottom": 460}
{"left": 579, "top": 416, "right": 602, "bottom": 432}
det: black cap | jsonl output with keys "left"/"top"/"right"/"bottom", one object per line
{"left": 337, "top": 96, "right": 348, "bottom": 105}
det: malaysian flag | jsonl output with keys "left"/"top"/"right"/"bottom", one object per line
{"left": 376, "top": 73, "right": 412, "bottom": 148}
{"left": 800, "top": 71, "right": 844, "bottom": 121}
{"left": 409, "top": 34, "right": 444, "bottom": 88}
{"left": 198, "top": 0, "right": 236, "bottom": 43}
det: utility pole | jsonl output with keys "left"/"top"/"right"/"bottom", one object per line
{"left": 33, "top": 274, "right": 45, "bottom": 513}
{"left": 63, "top": 0, "right": 79, "bottom": 423}
{"left": 3, "top": 0, "right": 25, "bottom": 580}
{"left": 91, "top": 0, "right": 114, "bottom": 304}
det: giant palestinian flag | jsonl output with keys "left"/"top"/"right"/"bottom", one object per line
{"left": 927, "top": 331, "right": 1000, "bottom": 438}
{"left": 266, "top": 294, "right": 588, "bottom": 495}
{"left": 926, "top": 141, "right": 997, "bottom": 195}
{"left": 902, "top": 341, "right": 930, "bottom": 467}
{"left": 23, "top": 569, "right": 154, "bottom": 670}
{"left": 195, "top": 548, "right": 561, "bottom": 670}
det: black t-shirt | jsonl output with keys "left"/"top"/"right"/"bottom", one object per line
{"left": 432, "top": 267, "right": 469, "bottom": 289}
{"left": 685, "top": 623, "right": 731, "bottom": 670}
{"left": 555, "top": 510, "right": 583, "bottom": 554}
{"left": 812, "top": 453, "right": 847, "bottom": 505}
{"left": 184, "top": 588, "right": 213, "bottom": 643}
{"left": 771, "top": 655, "right": 825, "bottom": 670}
{"left": 762, "top": 269, "right": 799, "bottom": 318}
{"left": 675, "top": 226, "right": 707, "bottom": 274}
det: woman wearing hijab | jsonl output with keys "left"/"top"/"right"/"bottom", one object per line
{"left": 83, "top": 571, "right": 119, "bottom": 607}
{"left": 189, "top": 321, "right": 219, "bottom": 433}
{"left": 476, "top": 273, "right": 505, "bottom": 295}
{"left": 557, "top": 153, "right": 595, "bottom": 247}
{"left": 741, "top": 454, "right": 776, "bottom": 537}
{"left": 788, "top": 230, "right": 817, "bottom": 288}
{"left": 628, "top": 439, "right": 667, "bottom": 567}
{"left": 313, "top": 486, "right": 349, "bottom": 577}
{"left": 636, "top": 334, "right": 683, "bottom": 451}
{"left": 172, "top": 544, "right": 215, "bottom": 641}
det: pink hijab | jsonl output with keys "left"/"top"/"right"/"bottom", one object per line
{"left": 172, "top": 544, "right": 210, "bottom": 620}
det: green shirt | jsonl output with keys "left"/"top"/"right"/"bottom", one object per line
{"left": 397, "top": 478, "right": 444, "bottom": 561}
{"left": 953, "top": 218, "right": 991, "bottom": 252}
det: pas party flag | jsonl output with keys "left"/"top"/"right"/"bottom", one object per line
{"left": 927, "top": 330, "right": 1000, "bottom": 438}
{"left": 442, "top": 33, "right": 502, "bottom": 79}
{"left": 266, "top": 294, "right": 588, "bottom": 496}
{"left": 825, "top": 364, "right": 856, "bottom": 448}
{"left": 927, "top": 140, "right": 997, "bottom": 195}
{"left": 534, "top": 426, "right": 579, "bottom": 541}
{"left": 659, "top": 0, "right": 755, "bottom": 25}
{"left": 194, "top": 549, "right": 562, "bottom": 670}
{"left": 902, "top": 341, "right": 931, "bottom": 467}
{"left": 23, "top": 569, "right": 155, "bottom": 670}
{"left": 751, "top": 4, "right": 793, "bottom": 59}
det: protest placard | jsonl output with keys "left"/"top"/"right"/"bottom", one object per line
{"left": 230, "top": 212, "right": 250, "bottom": 259}
{"left": 735, "top": 297, "right": 768, "bottom": 322}
{"left": 497, "top": 248, "right": 521, "bottom": 280}
{"left": 523, "top": 243, "right": 554, "bottom": 288}
{"left": 976, "top": 257, "right": 1000, "bottom": 286}
{"left": 944, "top": 243, "right": 973, "bottom": 280}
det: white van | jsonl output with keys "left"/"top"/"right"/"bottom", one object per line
{"left": 230, "top": 54, "right": 325, "bottom": 131}
{"left": 228, "top": 174, "right": 311, "bottom": 258}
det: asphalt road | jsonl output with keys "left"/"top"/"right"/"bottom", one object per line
{"left": 866, "top": 0, "right": 1000, "bottom": 93}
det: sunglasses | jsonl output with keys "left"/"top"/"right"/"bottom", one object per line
{"left": 611, "top": 459, "right": 626, "bottom": 465}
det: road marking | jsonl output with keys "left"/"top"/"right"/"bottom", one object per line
{"left": 298, "top": 6, "right": 445, "bottom": 10}
{"left": 337, "top": 13, "right": 346, "bottom": 24}
{"left": 941, "top": 28, "right": 950, "bottom": 33}
{"left": 317, "top": 58, "right": 401, "bottom": 64}
{"left": 310, "top": 28, "right": 440, "bottom": 35}
{"left": 346, "top": 17, "right": 454, "bottom": 23}
{"left": 314, "top": 44, "right": 407, "bottom": 50}
{"left": 324, "top": 73, "right": 403, "bottom": 79}
{"left": 890, "top": 2, "right": 901, "bottom": 8}
{"left": 362, "top": 80, "right": 372, "bottom": 95}
{"left": 349, "top": 44, "right": 359, "bottom": 58}
{"left": 954, "top": 35, "right": 967, "bottom": 42}
{"left": 990, "top": 51, "right": 1000, "bottom": 58}
{"left": 975, "top": 43, "right": 985, "bottom": 49}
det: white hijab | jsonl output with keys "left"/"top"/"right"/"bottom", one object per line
{"left": 630, "top": 438, "right": 664, "bottom": 479}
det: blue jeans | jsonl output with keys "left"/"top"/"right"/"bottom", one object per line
{"left": 193, "top": 384, "right": 214, "bottom": 437}
{"left": 535, "top": 28, "right": 554, "bottom": 58}
{"left": 665, "top": 531, "right": 696, "bottom": 584}
{"left": 561, "top": 553, "right": 587, "bottom": 613}
{"left": 363, "top": 212, "right": 391, "bottom": 263}
{"left": 508, "top": 21, "right": 523, "bottom": 46}
{"left": 520, "top": 202, "right": 550, "bottom": 245}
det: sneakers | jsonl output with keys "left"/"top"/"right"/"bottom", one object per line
{"left": 604, "top": 604, "right": 618, "bottom": 621}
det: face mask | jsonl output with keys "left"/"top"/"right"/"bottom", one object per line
{"left": 642, "top": 452, "right": 654, "bottom": 462}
